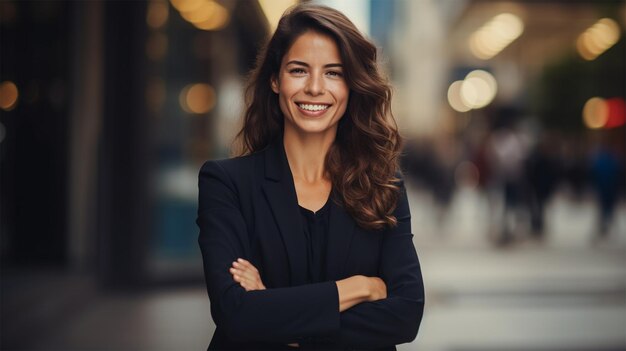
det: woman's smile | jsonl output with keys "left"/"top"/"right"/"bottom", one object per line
{"left": 296, "top": 102, "right": 332, "bottom": 117}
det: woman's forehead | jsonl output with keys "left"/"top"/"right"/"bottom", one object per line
{"left": 282, "top": 31, "right": 342, "bottom": 66}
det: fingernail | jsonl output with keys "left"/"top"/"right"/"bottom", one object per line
{"left": 237, "top": 258, "right": 245, "bottom": 262}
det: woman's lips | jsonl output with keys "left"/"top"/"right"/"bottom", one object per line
{"left": 296, "top": 103, "right": 331, "bottom": 117}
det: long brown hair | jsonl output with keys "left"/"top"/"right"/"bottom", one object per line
{"left": 235, "top": 3, "right": 402, "bottom": 230}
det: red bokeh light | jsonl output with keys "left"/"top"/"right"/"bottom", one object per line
{"left": 604, "top": 97, "right": 625, "bottom": 128}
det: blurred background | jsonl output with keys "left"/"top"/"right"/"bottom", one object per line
{"left": 1, "top": 0, "right": 625, "bottom": 350}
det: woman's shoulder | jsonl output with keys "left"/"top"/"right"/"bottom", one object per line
{"left": 199, "top": 149, "right": 267, "bottom": 184}
{"left": 201, "top": 152, "right": 255, "bottom": 169}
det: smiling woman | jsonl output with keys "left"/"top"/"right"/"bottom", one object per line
{"left": 271, "top": 31, "right": 349, "bottom": 139}
{"left": 197, "top": 3, "right": 424, "bottom": 350}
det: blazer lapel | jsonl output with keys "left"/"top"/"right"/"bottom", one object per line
{"left": 261, "top": 138, "right": 308, "bottom": 286}
{"left": 325, "top": 194, "right": 356, "bottom": 280}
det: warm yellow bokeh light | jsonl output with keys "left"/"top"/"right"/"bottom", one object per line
{"left": 192, "top": 2, "right": 229, "bottom": 30}
{"left": 576, "top": 35, "right": 595, "bottom": 61}
{"left": 170, "top": 0, "right": 204, "bottom": 13}
{"left": 179, "top": 83, "right": 216, "bottom": 114}
{"left": 0, "top": 81, "right": 18, "bottom": 111}
{"left": 180, "top": 0, "right": 215, "bottom": 23}
{"left": 448, "top": 80, "right": 471, "bottom": 112}
{"left": 147, "top": 0, "right": 169, "bottom": 29}
{"left": 449, "top": 71, "right": 497, "bottom": 112}
{"left": 595, "top": 18, "right": 620, "bottom": 47}
{"left": 465, "top": 70, "right": 497, "bottom": 108}
{"left": 492, "top": 13, "right": 524, "bottom": 41}
{"left": 177, "top": 0, "right": 229, "bottom": 31}
{"left": 583, "top": 97, "right": 609, "bottom": 129}
{"left": 469, "top": 13, "right": 524, "bottom": 60}
{"left": 469, "top": 33, "right": 498, "bottom": 60}
{"left": 460, "top": 78, "right": 480, "bottom": 108}
{"left": 258, "top": 0, "right": 298, "bottom": 32}
{"left": 577, "top": 18, "right": 621, "bottom": 61}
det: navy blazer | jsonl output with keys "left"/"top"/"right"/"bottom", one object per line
{"left": 197, "top": 138, "right": 424, "bottom": 350}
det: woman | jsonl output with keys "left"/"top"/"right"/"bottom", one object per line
{"left": 197, "top": 3, "right": 424, "bottom": 350}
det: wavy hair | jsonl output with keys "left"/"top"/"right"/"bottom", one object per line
{"left": 235, "top": 3, "right": 402, "bottom": 230}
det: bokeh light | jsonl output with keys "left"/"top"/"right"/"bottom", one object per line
{"left": 173, "top": 0, "right": 229, "bottom": 31}
{"left": 192, "top": 6, "right": 229, "bottom": 31}
{"left": 0, "top": 81, "right": 19, "bottom": 111}
{"left": 577, "top": 18, "right": 621, "bottom": 61}
{"left": 466, "top": 69, "right": 497, "bottom": 108}
{"left": 147, "top": 0, "right": 169, "bottom": 29}
{"left": 470, "top": 13, "right": 524, "bottom": 60}
{"left": 179, "top": 83, "right": 216, "bottom": 114}
{"left": 582, "top": 97, "right": 608, "bottom": 129}
{"left": 605, "top": 97, "right": 626, "bottom": 128}
{"left": 449, "top": 70, "right": 498, "bottom": 112}
{"left": 258, "top": 0, "right": 299, "bottom": 32}
{"left": 448, "top": 80, "right": 471, "bottom": 112}
{"left": 170, "top": 0, "right": 203, "bottom": 13}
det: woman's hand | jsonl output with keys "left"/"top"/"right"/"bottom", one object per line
{"left": 366, "top": 276, "right": 387, "bottom": 301}
{"left": 336, "top": 275, "right": 387, "bottom": 312}
{"left": 229, "top": 258, "right": 266, "bottom": 291}
{"left": 229, "top": 261, "right": 297, "bottom": 346}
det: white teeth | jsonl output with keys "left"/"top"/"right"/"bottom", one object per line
{"left": 298, "top": 103, "right": 330, "bottom": 111}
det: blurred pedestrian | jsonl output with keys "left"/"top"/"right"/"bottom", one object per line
{"left": 525, "top": 134, "right": 560, "bottom": 239}
{"left": 486, "top": 110, "right": 529, "bottom": 246}
{"left": 589, "top": 142, "right": 623, "bottom": 240}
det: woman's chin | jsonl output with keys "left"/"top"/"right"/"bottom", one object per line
{"left": 290, "top": 122, "right": 337, "bottom": 137}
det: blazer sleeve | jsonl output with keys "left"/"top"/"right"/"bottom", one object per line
{"left": 197, "top": 160, "right": 341, "bottom": 344}
{"left": 333, "top": 178, "right": 425, "bottom": 349}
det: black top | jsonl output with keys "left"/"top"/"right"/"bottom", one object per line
{"left": 298, "top": 196, "right": 331, "bottom": 283}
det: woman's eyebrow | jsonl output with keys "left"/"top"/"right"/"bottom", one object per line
{"left": 286, "top": 60, "right": 343, "bottom": 68}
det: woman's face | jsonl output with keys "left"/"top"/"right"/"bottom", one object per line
{"left": 271, "top": 31, "right": 349, "bottom": 138}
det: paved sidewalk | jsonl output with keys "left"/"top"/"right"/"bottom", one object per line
{"left": 406, "top": 246, "right": 626, "bottom": 351}
{"left": 402, "top": 185, "right": 626, "bottom": 350}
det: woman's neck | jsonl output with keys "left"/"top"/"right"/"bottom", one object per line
{"left": 283, "top": 128, "right": 335, "bottom": 184}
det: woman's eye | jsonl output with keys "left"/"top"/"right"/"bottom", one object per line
{"left": 327, "top": 71, "right": 343, "bottom": 77}
{"left": 289, "top": 68, "right": 306, "bottom": 74}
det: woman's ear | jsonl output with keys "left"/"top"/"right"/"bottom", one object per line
{"left": 271, "top": 75, "right": 279, "bottom": 94}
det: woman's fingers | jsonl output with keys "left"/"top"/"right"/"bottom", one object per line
{"left": 230, "top": 265, "right": 257, "bottom": 283}
{"left": 232, "top": 261, "right": 261, "bottom": 282}
{"left": 236, "top": 258, "right": 259, "bottom": 273}
{"left": 229, "top": 260, "right": 266, "bottom": 290}
{"left": 230, "top": 270, "right": 253, "bottom": 291}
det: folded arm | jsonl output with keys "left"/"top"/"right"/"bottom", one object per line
{"left": 334, "top": 181, "right": 425, "bottom": 348}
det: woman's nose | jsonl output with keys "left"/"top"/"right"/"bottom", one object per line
{"left": 304, "top": 74, "right": 325, "bottom": 96}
